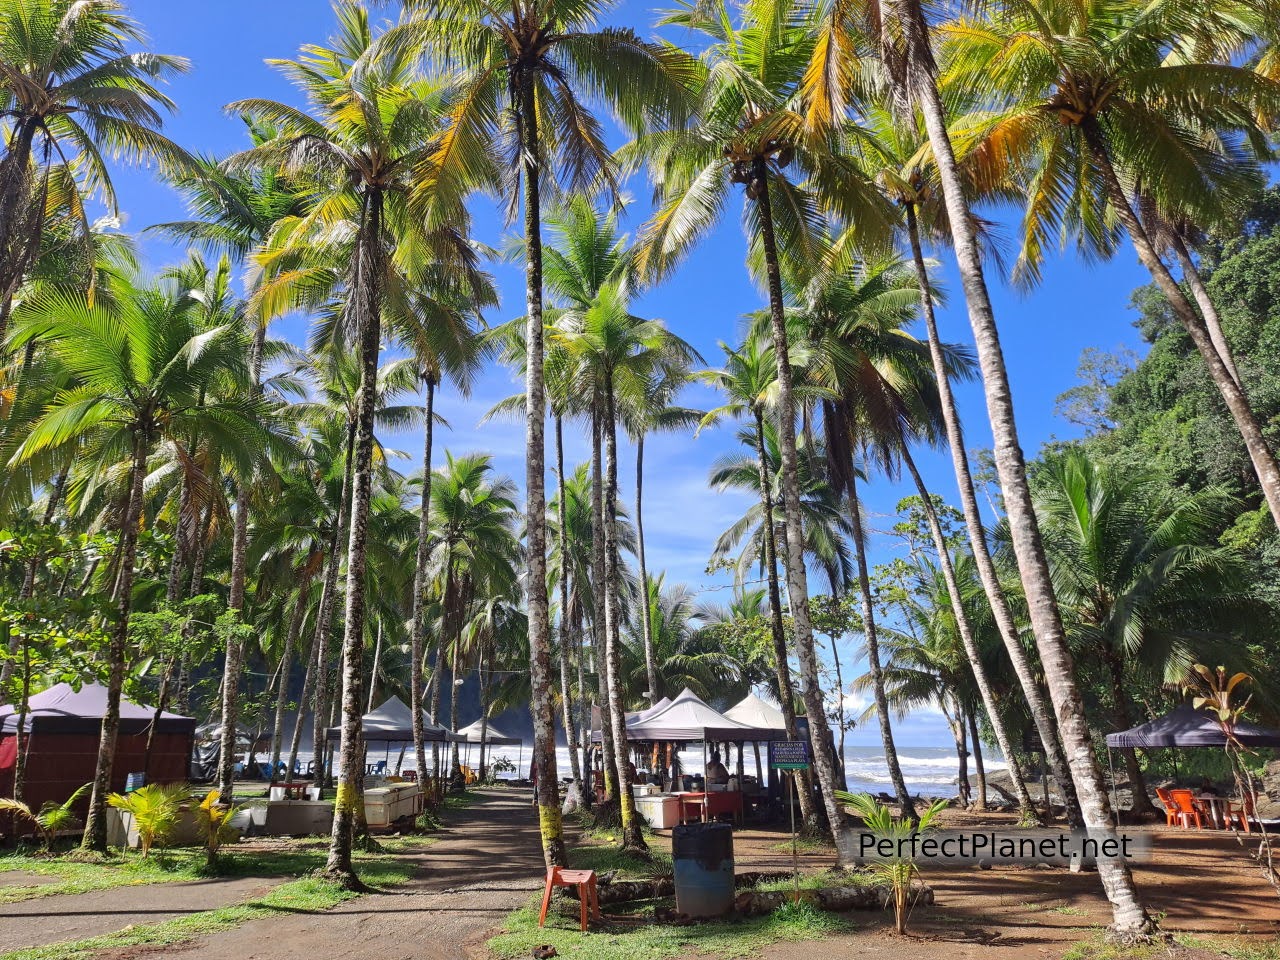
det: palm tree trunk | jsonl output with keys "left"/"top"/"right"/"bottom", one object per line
{"left": 175, "top": 505, "right": 214, "bottom": 715}
{"left": 325, "top": 193, "right": 385, "bottom": 887}
{"left": 517, "top": 76, "right": 566, "bottom": 869}
{"left": 753, "top": 162, "right": 849, "bottom": 851}
{"left": 846, "top": 468, "right": 916, "bottom": 818}
{"left": 1104, "top": 651, "right": 1154, "bottom": 815}
{"left": 448, "top": 636, "right": 462, "bottom": 777}
{"left": 905, "top": 32, "right": 1154, "bottom": 931}
{"left": 12, "top": 632, "right": 32, "bottom": 802}
{"left": 636, "top": 435, "right": 658, "bottom": 700}
{"left": 751, "top": 411, "right": 817, "bottom": 826}
{"left": 0, "top": 118, "right": 42, "bottom": 336}
{"left": 269, "top": 583, "right": 307, "bottom": 783}
{"left": 827, "top": 627, "right": 847, "bottom": 790}
{"left": 81, "top": 430, "right": 148, "bottom": 851}
{"left": 429, "top": 637, "right": 444, "bottom": 781}
{"left": 312, "top": 424, "right": 355, "bottom": 788}
{"left": 1082, "top": 120, "right": 1280, "bottom": 527}
{"left": 903, "top": 202, "right": 1078, "bottom": 826}
{"left": 591, "top": 407, "right": 620, "bottom": 804}
{"left": 410, "top": 374, "right": 437, "bottom": 788}
{"left": 576, "top": 606, "right": 591, "bottom": 802}
{"left": 217, "top": 319, "right": 267, "bottom": 801}
{"left": 367, "top": 620, "right": 383, "bottom": 714}
{"left": 1171, "top": 235, "right": 1240, "bottom": 385}
{"left": 900, "top": 442, "right": 1036, "bottom": 815}
{"left": 478, "top": 650, "right": 489, "bottom": 781}
{"left": 604, "top": 380, "right": 645, "bottom": 851}
{"left": 950, "top": 701, "right": 971, "bottom": 808}
{"left": 556, "top": 415, "right": 584, "bottom": 797}
{"left": 286, "top": 589, "right": 320, "bottom": 785}
{"left": 967, "top": 704, "right": 988, "bottom": 810}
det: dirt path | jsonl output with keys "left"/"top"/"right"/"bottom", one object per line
{"left": 125, "top": 788, "right": 548, "bottom": 960}
{"left": 0, "top": 875, "right": 284, "bottom": 954}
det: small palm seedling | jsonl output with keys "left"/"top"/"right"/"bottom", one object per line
{"left": 194, "top": 790, "right": 241, "bottom": 869}
{"left": 0, "top": 783, "right": 91, "bottom": 851}
{"left": 838, "top": 791, "right": 948, "bottom": 934}
{"left": 107, "top": 783, "right": 190, "bottom": 858}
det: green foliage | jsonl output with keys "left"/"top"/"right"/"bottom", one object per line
{"left": 107, "top": 783, "right": 190, "bottom": 858}
{"left": 0, "top": 783, "right": 90, "bottom": 850}
{"left": 837, "top": 792, "right": 948, "bottom": 934}
{"left": 193, "top": 790, "right": 242, "bottom": 868}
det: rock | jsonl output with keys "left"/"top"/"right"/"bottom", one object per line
{"left": 1263, "top": 760, "right": 1280, "bottom": 802}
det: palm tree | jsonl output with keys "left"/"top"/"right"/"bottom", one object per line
{"left": 553, "top": 280, "right": 698, "bottom": 851}
{"left": 697, "top": 336, "right": 818, "bottom": 826}
{"left": 226, "top": 5, "right": 484, "bottom": 883}
{"left": 0, "top": 0, "right": 189, "bottom": 332}
{"left": 820, "top": 0, "right": 1158, "bottom": 933}
{"left": 1032, "top": 450, "right": 1263, "bottom": 814}
{"left": 942, "top": 0, "right": 1280, "bottom": 532}
{"left": 8, "top": 268, "right": 267, "bottom": 851}
{"left": 408, "top": 0, "right": 693, "bottom": 871}
{"left": 631, "top": 0, "right": 893, "bottom": 850}
{"left": 851, "top": 103, "right": 1080, "bottom": 826}
{"left": 622, "top": 573, "right": 745, "bottom": 705}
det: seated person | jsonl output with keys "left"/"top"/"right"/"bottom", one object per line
{"left": 705, "top": 750, "right": 730, "bottom": 787}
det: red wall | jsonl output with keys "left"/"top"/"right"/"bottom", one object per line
{"left": 0, "top": 730, "right": 192, "bottom": 836}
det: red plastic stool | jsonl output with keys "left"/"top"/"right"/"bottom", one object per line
{"left": 537, "top": 867, "right": 601, "bottom": 931}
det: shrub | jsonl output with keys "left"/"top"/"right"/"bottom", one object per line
{"left": 0, "top": 782, "right": 91, "bottom": 850}
{"left": 107, "top": 783, "right": 190, "bottom": 857}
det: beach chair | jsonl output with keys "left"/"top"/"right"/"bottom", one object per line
{"left": 1167, "top": 789, "right": 1204, "bottom": 829}
{"left": 1154, "top": 787, "right": 1179, "bottom": 827}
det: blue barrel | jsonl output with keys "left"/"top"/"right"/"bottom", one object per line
{"left": 672, "top": 822, "right": 734, "bottom": 917}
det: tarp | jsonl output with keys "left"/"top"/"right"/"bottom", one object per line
{"left": 1105, "top": 704, "right": 1280, "bottom": 749}
{"left": 455, "top": 718, "right": 521, "bottom": 746}
{"left": 627, "top": 688, "right": 786, "bottom": 742}
{"left": 324, "top": 695, "right": 460, "bottom": 743}
{"left": 0, "top": 683, "right": 195, "bottom": 737}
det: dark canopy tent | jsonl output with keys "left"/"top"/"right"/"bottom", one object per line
{"left": 0, "top": 683, "right": 195, "bottom": 824}
{"left": 1106, "top": 704, "right": 1280, "bottom": 749}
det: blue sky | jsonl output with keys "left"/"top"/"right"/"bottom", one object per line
{"left": 111, "top": 0, "right": 1154, "bottom": 747}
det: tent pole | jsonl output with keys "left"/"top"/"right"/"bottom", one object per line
{"left": 1106, "top": 748, "right": 1119, "bottom": 827}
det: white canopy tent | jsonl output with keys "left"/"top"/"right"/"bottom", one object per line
{"left": 455, "top": 718, "right": 523, "bottom": 775}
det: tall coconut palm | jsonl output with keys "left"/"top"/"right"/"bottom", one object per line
{"left": 8, "top": 268, "right": 268, "bottom": 851}
{"left": 808, "top": 0, "right": 1157, "bottom": 932}
{"left": 697, "top": 335, "right": 818, "bottom": 826}
{"left": 0, "top": 0, "right": 190, "bottom": 333}
{"left": 631, "top": 0, "right": 893, "bottom": 851}
{"left": 227, "top": 5, "right": 484, "bottom": 884}
{"left": 553, "top": 280, "right": 698, "bottom": 851}
{"left": 406, "top": 0, "right": 693, "bottom": 869}
{"left": 942, "top": 0, "right": 1280, "bottom": 532}
{"left": 849, "top": 103, "right": 1081, "bottom": 825}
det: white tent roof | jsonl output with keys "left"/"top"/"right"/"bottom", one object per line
{"left": 625, "top": 696, "right": 672, "bottom": 726}
{"left": 627, "top": 688, "right": 783, "bottom": 742}
{"left": 325, "top": 695, "right": 459, "bottom": 743}
{"left": 724, "top": 692, "right": 787, "bottom": 730}
{"left": 455, "top": 718, "right": 522, "bottom": 746}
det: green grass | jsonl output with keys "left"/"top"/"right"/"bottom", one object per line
{"left": 488, "top": 894, "right": 855, "bottom": 960}
{"left": 0, "top": 854, "right": 418, "bottom": 960}
{"left": 748, "top": 869, "right": 868, "bottom": 894}
{"left": 1063, "top": 933, "right": 1280, "bottom": 960}
{"left": 567, "top": 843, "right": 672, "bottom": 878}
{"left": 768, "top": 835, "right": 835, "bottom": 855}
{"left": 0, "top": 837, "right": 435, "bottom": 905}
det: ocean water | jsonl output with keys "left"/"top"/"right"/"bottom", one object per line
{"left": 347, "top": 741, "right": 1005, "bottom": 800}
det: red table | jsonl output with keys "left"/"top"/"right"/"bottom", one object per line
{"left": 677, "top": 791, "right": 743, "bottom": 825}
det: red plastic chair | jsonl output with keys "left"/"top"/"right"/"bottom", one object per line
{"left": 1224, "top": 794, "right": 1255, "bottom": 833}
{"left": 1168, "top": 789, "right": 1204, "bottom": 829}
{"left": 538, "top": 867, "right": 601, "bottom": 932}
{"left": 1154, "top": 788, "right": 1179, "bottom": 827}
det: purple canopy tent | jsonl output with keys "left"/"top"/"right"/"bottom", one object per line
{"left": 1104, "top": 704, "right": 1280, "bottom": 821}
{"left": 1105, "top": 703, "right": 1280, "bottom": 749}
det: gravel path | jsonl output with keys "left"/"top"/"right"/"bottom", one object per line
{"left": 132, "top": 787, "right": 547, "bottom": 960}
{"left": 0, "top": 875, "right": 284, "bottom": 954}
